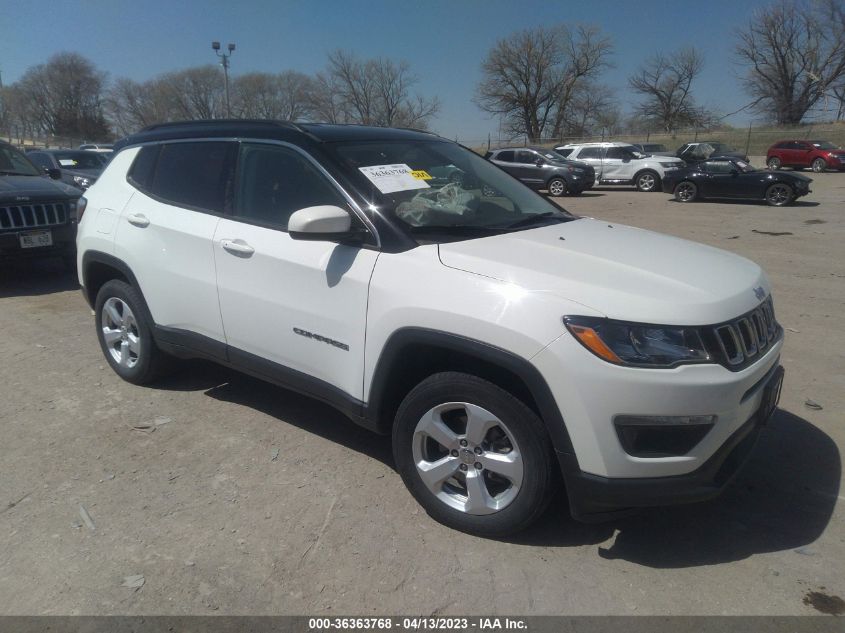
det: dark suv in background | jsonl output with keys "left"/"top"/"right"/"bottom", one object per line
{"left": 26, "top": 149, "right": 105, "bottom": 191}
{"left": 485, "top": 146, "right": 595, "bottom": 196}
{"left": 0, "top": 141, "right": 81, "bottom": 267}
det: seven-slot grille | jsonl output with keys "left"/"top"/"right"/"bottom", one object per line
{"left": 712, "top": 297, "right": 780, "bottom": 369}
{"left": 0, "top": 202, "right": 67, "bottom": 230}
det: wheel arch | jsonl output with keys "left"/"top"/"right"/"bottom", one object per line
{"left": 365, "top": 327, "right": 577, "bottom": 460}
{"left": 81, "top": 252, "right": 156, "bottom": 327}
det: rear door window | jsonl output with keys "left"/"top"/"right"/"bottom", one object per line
{"left": 147, "top": 142, "right": 236, "bottom": 213}
{"left": 495, "top": 150, "right": 515, "bottom": 162}
{"left": 577, "top": 147, "right": 603, "bottom": 159}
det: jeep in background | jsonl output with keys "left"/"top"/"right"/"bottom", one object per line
{"left": 0, "top": 141, "right": 82, "bottom": 268}
{"left": 77, "top": 120, "right": 784, "bottom": 536}
{"left": 26, "top": 149, "right": 105, "bottom": 191}
{"left": 766, "top": 140, "right": 845, "bottom": 172}
{"left": 553, "top": 142, "right": 686, "bottom": 192}
{"left": 485, "top": 146, "right": 595, "bottom": 196}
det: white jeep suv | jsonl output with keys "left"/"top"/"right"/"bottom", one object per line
{"left": 554, "top": 141, "right": 686, "bottom": 192}
{"left": 76, "top": 121, "right": 784, "bottom": 536}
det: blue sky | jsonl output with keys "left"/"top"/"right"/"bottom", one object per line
{"left": 1, "top": 0, "right": 775, "bottom": 142}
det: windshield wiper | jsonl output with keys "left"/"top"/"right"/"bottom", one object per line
{"left": 498, "top": 212, "right": 567, "bottom": 230}
{"left": 408, "top": 224, "right": 508, "bottom": 235}
{"left": 0, "top": 170, "right": 35, "bottom": 176}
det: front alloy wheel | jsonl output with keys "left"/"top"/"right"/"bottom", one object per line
{"left": 767, "top": 157, "right": 781, "bottom": 170}
{"left": 547, "top": 178, "right": 566, "bottom": 197}
{"left": 393, "top": 372, "right": 554, "bottom": 536}
{"left": 812, "top": 158, "right": 827, "bottom": 173}
{"left": 636, "top": 171, "right": 659, "bottom": 192}
{"left": 413, "top": 402, "right": 524, "bottom": 515}
{"left": 765, "top": 183, "right": 794, "bottom": 206}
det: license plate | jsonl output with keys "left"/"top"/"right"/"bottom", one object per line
{"left": 19, "top": 230, "right": 53, "bottom": 248}
{"left": 759, "top": 366, "right": 785, "bottom": 424}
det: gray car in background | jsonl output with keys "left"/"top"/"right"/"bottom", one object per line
{"left": 485, "top": 146, "right": 595, "bottom": 196}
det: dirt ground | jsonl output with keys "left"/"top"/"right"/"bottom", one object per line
{"left": 1, "top": 162, "right": 843, "bottom": 616}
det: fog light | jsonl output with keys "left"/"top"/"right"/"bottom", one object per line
{"left": 614, "top": 415, "right": 716, "bottom": 457}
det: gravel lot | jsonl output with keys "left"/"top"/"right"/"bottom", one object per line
{"left": 1, "top": 163, "right": 843, "bottom": 616}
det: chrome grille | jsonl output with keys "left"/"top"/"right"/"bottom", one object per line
{"left": 0, "top": 203, "right": 67, "bottom": 230}
{"left": 713, "top": 297, "right": 780, "bottom": 368}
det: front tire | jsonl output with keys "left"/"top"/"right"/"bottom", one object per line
{"left": 95, "top": 279, "right": 169, "bottom": 385}
{"left": 635, "top": 170, "right": 660, "bottom": 192}
{"left": 765, "top": 183, "right": 794, "bottom": 207}
{"left": 547, "top": 177, "right": 567, "bottom": 197}
{"left": 674, "top": 180, "right": 698, "bottom": 202}
{"left": 767, "top": 156, "right": 782, "bottom": 170}
{"left": 812, "top": 158, "right": 827, "bottom": 173}
{"left": 392, "top": 372, "right": 555, "bottom": 537}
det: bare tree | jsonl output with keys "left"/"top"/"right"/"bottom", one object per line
{"left": 560, "top": 83, "right": 619, "bottom": 137}
{"left": 14, "top": 52, "right": 110, "bottom": 140}
{"left": 628, "top": 48, "right": 709, "bottom": 133}
{"left": 736, "top": 0, "right": 845, "bottom": 125}
{"left": 315, "top": 51, "right": 440, "bottom": 128}
{"left": 475, "top": 25, "right": 612, "bottom": 142}
{"left": 232, "top": 71, "right": 314, "bottom": 120}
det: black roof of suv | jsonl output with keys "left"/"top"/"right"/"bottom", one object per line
{"left": 114, "top": 120, "right": 441, "bottom": 152}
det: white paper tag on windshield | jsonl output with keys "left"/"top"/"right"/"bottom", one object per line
{"left": 58, "top": 159, "right": 77, "bottom": 167}
{"left": 358, "top": 164, "right": 430, "bottom": 194}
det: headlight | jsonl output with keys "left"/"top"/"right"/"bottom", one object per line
{"left": 564, "top": 316, "right": 711, "bottom": 367}
{"left": 73, "top": 176, "right": 91, "bottom": 188}
{"left": 659, "top": 162, "right": 684, "bottom": 168}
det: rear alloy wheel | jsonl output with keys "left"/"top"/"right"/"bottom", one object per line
{"left": 767, "top": 156, "right": 782, "bottom": 170}
{"left": 95, "top": 279, "right": 170, "bottom": 384}
{"left": 547, "top": 177, "right": 566, "bottom": 197}
{"left": 674, "top": 180, "right": 698, "bottom": 202}
{"left": 812, "top": 157, "right": 827, "bottom": 173}
{"left": 765, "top": 183, "right": 794, "bottom": 207}
{"left": 635, "top": 170, "right": 660, "bottom": 192}
{"left": 393, "top": 372, "right": 554, "bottom": 536}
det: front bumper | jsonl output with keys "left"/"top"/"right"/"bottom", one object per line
{"left": 531, "top": 325, "right": 784, "bottom": 519}
{"left": 0, "top": 223, "right": 77, "bottom": 261}
{"left": 561, "top": 365, "right": 783, "bottom": 521}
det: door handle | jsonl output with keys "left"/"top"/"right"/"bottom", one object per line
{"left": 221, "top": 239, "right": 255, "bottom": 257}
{"left": 127, "top": 213, "right": 150, "bottom": 228}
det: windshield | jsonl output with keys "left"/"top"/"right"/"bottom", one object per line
{"left": 326, "top": 139, "right": 576, "bottom": 241}
{"left": 734, "top": 159, "right": 756, "bottom": 173}
{"left": 0, "top": 144, "right": 41, "bottom": 176}
{"left": 812, "top": 141, "right": 838, "bottom": 150}
{"left": 53, "top": 151, "right": 104, "bottom": 170}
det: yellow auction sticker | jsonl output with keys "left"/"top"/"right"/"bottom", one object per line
{"left": 410, "top": 170, "right": 433, "bottom": 180}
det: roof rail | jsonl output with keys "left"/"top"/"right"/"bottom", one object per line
{"left": 139, "top": 119, "right": 309, "bottom": 134}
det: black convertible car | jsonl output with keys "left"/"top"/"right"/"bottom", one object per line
{"left": 662, "top": 157, "right": 812, "bottom": 206}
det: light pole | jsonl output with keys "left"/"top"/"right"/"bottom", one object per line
{"left": 212, "top": 41, "right": 235, "bottom": 118}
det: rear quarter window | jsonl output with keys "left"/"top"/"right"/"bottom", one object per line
{"left": 127, "top": 145, "right": 161, "bottom": 190}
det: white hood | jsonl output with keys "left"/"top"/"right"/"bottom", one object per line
{"left": 437, "top": 218, "right": 768, "bottom": 325}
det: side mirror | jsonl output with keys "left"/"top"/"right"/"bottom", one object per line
{"left": 535, "top": 159, "right": 544, "bottom": 167}
{"left": 47, "top": 168, "right": 62, "bottom": 180}
{"left": 730, "top": 169, "right": 739, "bottom": 176}
{"left": 288, "top": 205, "right": 365, "bottom": 243}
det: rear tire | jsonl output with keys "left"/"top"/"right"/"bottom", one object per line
{"left": 812, "top": 158, "right": 827, "bottom": 173}
{"left": 674, "top": 180, "right": 698, "bottom": 202}
{"left": 767, "top": 156, "right": 781, "bottom": 170}
{"left": 392, "top": 372, "right": 555, "bottom": 537}
{"left": 95, "top": 279, "right": 170, "bottom": 385}
{"left": 765, "top": 183, "right": 794, "bottom": 207}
